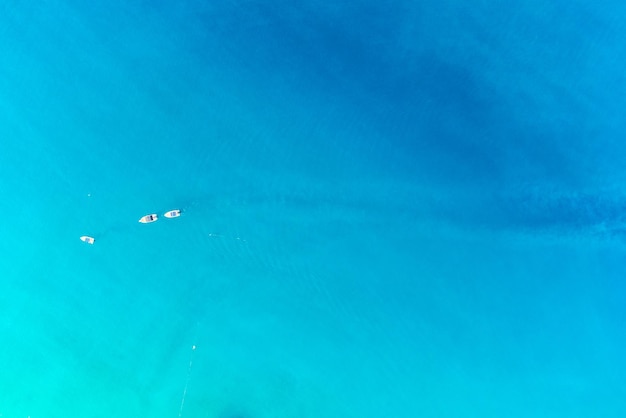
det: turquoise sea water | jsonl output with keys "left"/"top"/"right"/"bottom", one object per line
{"left": 2, "top": 1, "right": 626, "bottom": 417}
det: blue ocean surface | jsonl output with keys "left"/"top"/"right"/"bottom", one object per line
{"left": 2, "top": 1, "right": 626, "bottom": 417}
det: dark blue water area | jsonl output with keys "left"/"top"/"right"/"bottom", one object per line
{"left": 2, "top": 1, "right": 626, "bottom": 417}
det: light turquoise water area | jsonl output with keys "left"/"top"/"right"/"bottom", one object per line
{"left": 2, "top": 1, "right": 626, "bottom": 417}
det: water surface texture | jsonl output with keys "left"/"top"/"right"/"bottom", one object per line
{"left": 1, "top": 1, "right": 626, "bottom": 417}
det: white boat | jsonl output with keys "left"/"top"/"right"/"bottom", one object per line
{"left": 139, "top": 214, "right": 158, "bottom": 223}
{"left": 164, "top": 209, "right": 181, "bottom": 218}
{"left": 80, "top": 235, "right": 95, "bottom": 244}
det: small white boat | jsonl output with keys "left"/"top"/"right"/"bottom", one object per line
{"left": 80, "top": 235, "right": 95, "bottom": 244}
{"left": 164, "top": 209, "right": 181, "bottom": 218}
{"left": 139, "top": 214, "right": 158, "bottom": 223}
